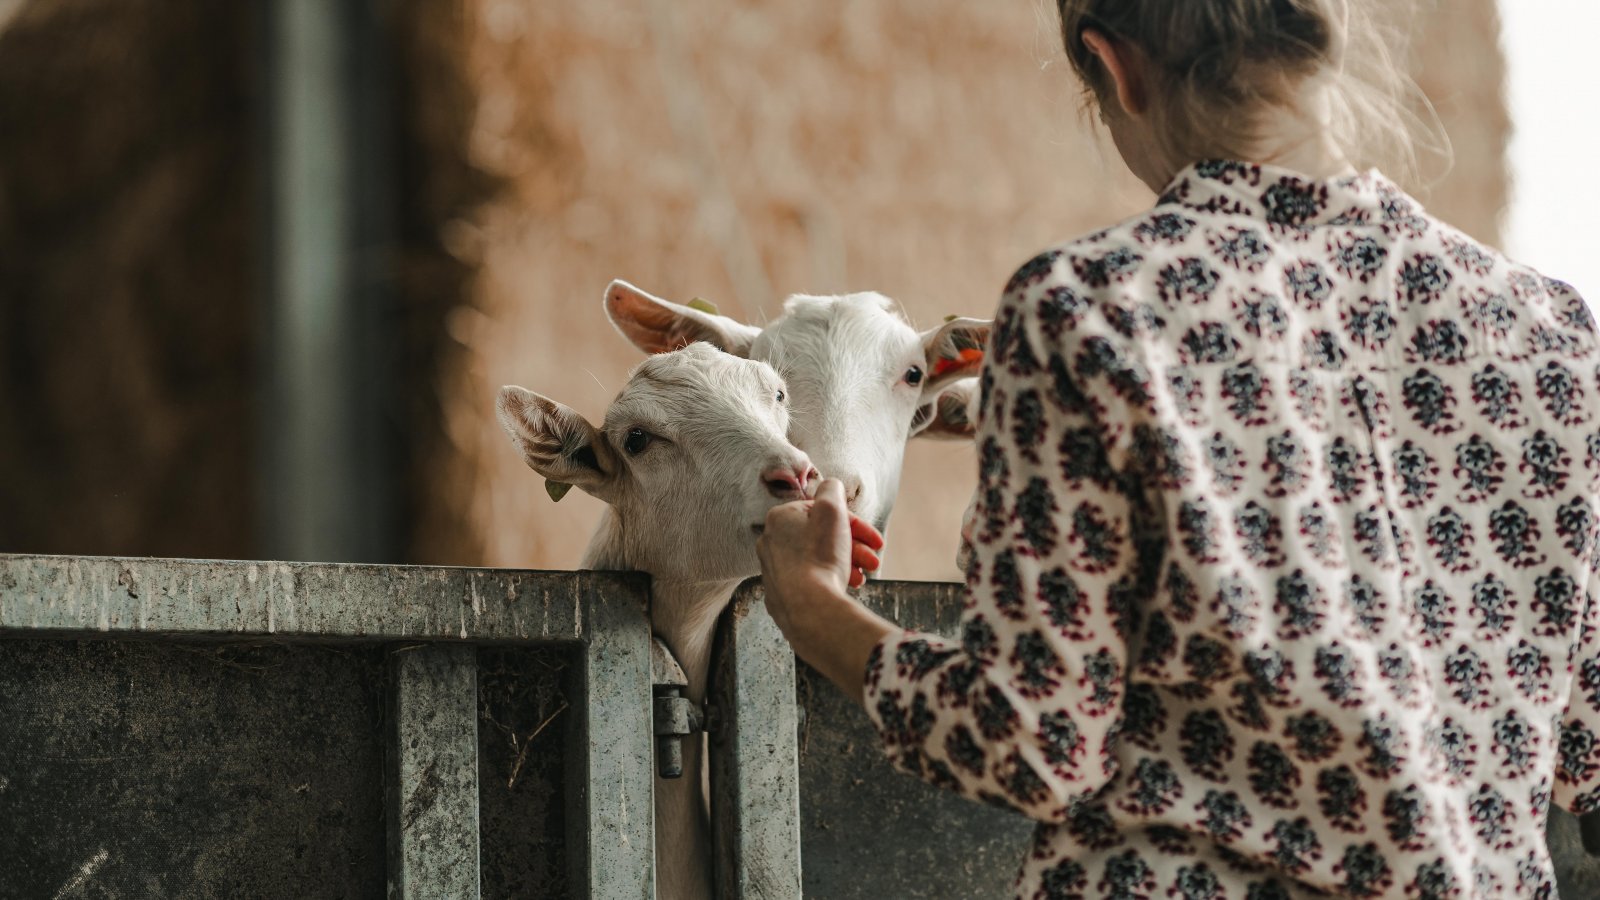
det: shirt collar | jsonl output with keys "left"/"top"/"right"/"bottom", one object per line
{"left": 1156, "top": 159, "right": 1423, "bottom": 230}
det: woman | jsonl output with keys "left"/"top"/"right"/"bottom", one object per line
{"left": 756, "top": 1, "right": 1600, "bottom": 897}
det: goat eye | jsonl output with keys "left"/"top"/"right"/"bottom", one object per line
{"left": 904, "top": 366, "right": 924, "bottom": 387}
{"left": 623, "top": 428, "right": 652, "bottom": 455}
{"left": 776, "top": 389, "right": 786, "bottom": 403}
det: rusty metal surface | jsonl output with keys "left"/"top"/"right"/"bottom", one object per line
{"left": 0, "top": 553, "right": 646, "bottom": 643}
{"left": 710, "top": 584, "right": 803, "bottom": 899}
{"left": 388, "top": 643, "right": 481, "bottom": 898}
{"left": 0, "top": 638, "right": 389, "bottom": 898}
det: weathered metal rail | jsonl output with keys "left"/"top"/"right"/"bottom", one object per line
{"left": 4, "top": 554, "right": 1598, "bottom": 898}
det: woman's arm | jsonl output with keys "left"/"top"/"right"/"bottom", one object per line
{"left": 756, "top": 478, "right": 895, "bottom": 706}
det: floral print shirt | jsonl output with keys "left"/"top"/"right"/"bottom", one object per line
{"left": 863, "top": 160, "right": 1600, "bottom": 899}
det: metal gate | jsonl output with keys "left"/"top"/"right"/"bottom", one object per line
{"left": 0, "top": 555, "right": 654, "bottom": 899}
{"left": 5, "top": 554, "right": 1599, "bottom": 898}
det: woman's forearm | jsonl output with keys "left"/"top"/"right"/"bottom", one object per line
{"left": 755, "top": 479, "right": 897, "bottom": 706}
{"left": 768, "top": 577, "right": 896, "bottom": 707}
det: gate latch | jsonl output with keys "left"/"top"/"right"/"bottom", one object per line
{"left": 651, "top": 637, "right": 704, "bottom": 779}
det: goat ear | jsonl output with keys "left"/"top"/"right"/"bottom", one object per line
{"left": 919, "top": 316, "right": 991, "bottom": 394}
{"left": 605, "top": 280, "right": 761, "bottom": 357}
{"left": 912, "top": 379, "right": 979, "bottom": 441}
{"left": 496, "top": 386, "right": 620, "bottom": 501}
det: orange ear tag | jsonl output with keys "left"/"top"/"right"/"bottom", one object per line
{"left": 932, "top": 348, "right": 984, "bottom": 378}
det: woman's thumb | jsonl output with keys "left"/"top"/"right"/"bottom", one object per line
{"left": 811, "top": 478, "right": 850, "bottom": 540}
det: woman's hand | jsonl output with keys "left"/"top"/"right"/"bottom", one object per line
{"left": 759, "top": 478, "right": 884, "bottom": 594}
{"left": 756, "top": 478, "right": 896, "bottom": 705}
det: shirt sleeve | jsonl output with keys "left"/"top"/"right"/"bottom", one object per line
{"left": 862, "top": 256, "right": 1152, "bottom": 823}
{"left": 1555, "top": 570, "right": 1600, "bottom": 814}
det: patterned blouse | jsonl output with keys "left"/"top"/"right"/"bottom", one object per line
{"left": 863, "top": 160, "right": 1600, "bottom": 899}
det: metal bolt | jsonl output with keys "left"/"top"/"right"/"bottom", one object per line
{"left": 653, "top": 685, "right": 702, "bottom": 779}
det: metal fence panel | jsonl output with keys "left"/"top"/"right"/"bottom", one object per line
{"left": 15, "top": 556, "right": 1590, "bottom": 898}
{"left": 0, "top": 554, "right": 655, "bottom": 900}
{"left": 793, "top": 582, "right": 1032, "bottom": 899}
{"left": 0, "top": 638, "right": 390, "bottom": 898}
{"left": 570, "top": 576, "right": 656, "bottom": 900}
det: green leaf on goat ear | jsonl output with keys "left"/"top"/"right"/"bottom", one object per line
{"left": 688, "top": 297, "right": 720, "bottom": 316}
{"left": 545, "top": 480, "right": 573, "bottom": 502}
{"left": 944, "top": 314, "right": 959, "bottom": 322}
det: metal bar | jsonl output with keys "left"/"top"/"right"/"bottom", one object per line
{"left": 568, "top": 581, "right": 655, "bottom": 899}
{"left": 260, "top": 0, "right": 396, "bottom": 563}
{"left": 850, "top": 579, "right": 968, "bottom": 632}
{"left": 709, "top": 581, "right": 802, "bottom": 900}
{"left": 0, "top": 554, "right": 645, "bottom": 644}
{"left": 387, "top": 644, "right": 481, "bottom": 898}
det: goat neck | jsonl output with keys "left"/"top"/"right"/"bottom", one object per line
{"left": 582, "top": 508, "right": 741, "bottom": 701}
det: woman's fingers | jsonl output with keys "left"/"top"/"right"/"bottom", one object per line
{"left": 849, "top": 515, "right": 885, "bottom": 551}
{"left": 851, "top": 543, "right": 880, "bottom": 573}
{"left": 846, "top": 540, "right": 880, "bottom": 590}
{"left": 760, "top": 480, "right": 880, "bottom": 593}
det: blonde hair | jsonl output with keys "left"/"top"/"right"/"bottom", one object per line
{"left": 1057, "top": 0, "right": 1429, "bottom": 179}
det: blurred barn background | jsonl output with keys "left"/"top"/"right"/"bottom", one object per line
{"left": 0, "top": 0, "right": 1513, "bottom": 579}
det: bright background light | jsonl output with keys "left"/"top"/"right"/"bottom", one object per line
{"left": 1500, "top": 2, "right": 1600, "bottom": 303}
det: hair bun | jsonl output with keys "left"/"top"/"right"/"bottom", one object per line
{"left": 1161, "top": 0, "right": 1338, "bottom": 84}
{"left": 1055, "top": 0, "right": 1422, "bottom": 179}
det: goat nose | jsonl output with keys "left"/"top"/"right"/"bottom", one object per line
{"left": 840, "top": 477, "right": 864, "bottom": 510}
{"left": 763, "top": 462, "right": 817, "bottom": 501}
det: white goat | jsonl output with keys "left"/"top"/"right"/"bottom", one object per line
{"left": 605, "top": 281, "right": 990, "bottom": 534}
{"left": 497, "top": 343, "right": 814, "bottom": 900}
